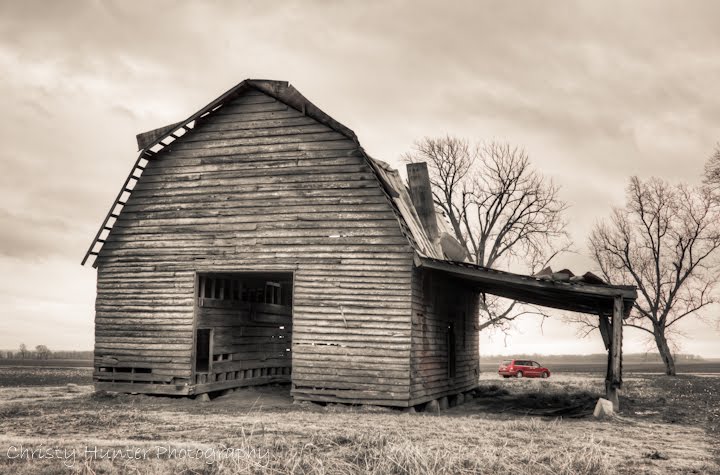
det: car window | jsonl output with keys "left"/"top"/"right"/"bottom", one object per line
{"left": 533, "top": 362, "right": 541, "bottom": 367}
{"left": 502, "top": 360, "right": 512, "bottom": 365}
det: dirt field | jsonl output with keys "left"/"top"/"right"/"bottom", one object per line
{"left": 0, "top": 367, "right": 92, "bottom": 387}
{"left": 0, "top": 368, "right": 718, "bottom": 474}
{"left": 0, "top": 359, "right": 93, "bottom": 369}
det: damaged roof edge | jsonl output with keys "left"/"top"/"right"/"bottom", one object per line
{"left": 415, "top": 255, "right": 637, "bottom": 316}
{"left": 135, "top": 79, "right": 254, "bottom": 153}
{"left": 135, "top": 79, "right": 361, "bottom": 155}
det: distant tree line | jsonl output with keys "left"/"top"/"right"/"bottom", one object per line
{"left": 0, "top": 344, "right": 93, "bottom": 360}
{"left": 483, "top": 353, "right": 706, "bottom": 364}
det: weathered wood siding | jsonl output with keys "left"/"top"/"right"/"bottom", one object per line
{"left": 94, "top": 267, "right": 195, "bottom": 394}
{"left": 409, "top": 268, "right": 480, "bottom": 404}
{"left": 94, "top": 89, "right": 415, "bottom": 403}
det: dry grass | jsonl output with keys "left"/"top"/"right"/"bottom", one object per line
{"left": 0, "top": 418, "right": 618, "bottom": 475}
{"left": 0, "top": 372, "right": 717, "bottom": 474}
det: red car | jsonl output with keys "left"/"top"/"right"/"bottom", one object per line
{"left": 498, "top": 359, "right": 551, "bottom": 379}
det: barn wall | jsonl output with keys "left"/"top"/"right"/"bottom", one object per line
{"left": 94, "top": 267, "right": 195, "bottom": 394}
{"left": 94, "top": 89, "right": 414, "bottom": 404}
{"left": 409, "top": 268, "right": 480, "bottom": 405}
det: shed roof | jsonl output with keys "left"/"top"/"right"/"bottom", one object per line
{"left": 417, "top": 257, "right": 636, "bottom": 315}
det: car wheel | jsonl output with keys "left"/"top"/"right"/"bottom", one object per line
{"left": 541, "top": 372, "right": 549, "bottom": 379}
{"left": 516, "top": 371, "right": 523, "bottom": 378}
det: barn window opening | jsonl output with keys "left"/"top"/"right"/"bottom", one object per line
{"left": 94, "top": 366, "right": 154, "bottom": 384}
{"left": 96, "top": 366, "right": 152, "bottom": 374}
{"left": 198, "top": 274, "right": 292, "bottom": 306}
{"left": 195, "top": 329, "right": 212, "bottom": 373}
{"left": 265, "top": 281, "right": 282, "bottom": 304}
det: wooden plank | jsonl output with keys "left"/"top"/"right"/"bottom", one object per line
{"left": 163, "top": 139, "right": 358, "bottom": 159}
{"left": 292, "top": 377, "right": 409, "bottom": 390}
{"left": 201, "top": 109, "right": 304, "bottom": 124}
{"left": 212, "top": 101, "right": 288, "bottom": 115}
{"left": 93, "top": 372, "right": 176, "bottom": 383}
{"left": 192, "top": 375, "right": 290, "bottom": 395}
{"left": 126, "top": 180, "right": 383, "bottom": 199}
{"left": 94, "top": 382, "right": 190, "bottom": 395}
{"left": 118, "top": 198, "right": 394, "bottom": 216}
{"left": 173, "top": 131, "right": 347, "bottom": 151}
{"left": 130, "top": 171, "right": 378, "bottom": 191}
{"left": 606, "top": 296, "right": 624, "bottom": 410}
{"left": 290, "top": 387, "right": 408, "bottom": 401}
{"left": 598, "top": 314, "right": 611, "bottom": 351}
{"left": 184, "top": 123, "right": 330, "bottom": 143}
{"left": 138, "top": 163, "right": 371, "bottom": 184}
{"left": 148, "top": 149, "right": 362, "bottom": 169}
{"left": 193, "top": 115, "right": 316, "bottom": 132}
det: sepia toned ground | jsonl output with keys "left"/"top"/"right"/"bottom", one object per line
{"left": 0, "top": 366, "right": 718, "bottom": 474}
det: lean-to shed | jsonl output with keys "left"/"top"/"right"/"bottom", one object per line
{"left": 83, "top": 79, "right": 636, "bottom": 408}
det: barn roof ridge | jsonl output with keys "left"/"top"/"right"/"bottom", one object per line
{"left": 82, "top": 79, "right": 441, "bottom": 266}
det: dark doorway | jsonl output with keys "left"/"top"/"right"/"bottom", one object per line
{"left": 195, "top": 328, "right": 212, "bottom": 373}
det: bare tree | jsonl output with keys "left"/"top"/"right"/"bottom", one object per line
{"left": 18, "top": 343, "right": 28, "bottom": 359}
{"left": 404, "top": 136, "right": 570, "bottom": 330}
{"left": 35, "top": 345, "right": 52, "bottom": 360}
{"left": 703, "top": 143, "right": 720, "bottom": 192}
{"left": 589, "top": 176, "right": 720, "bottom": 375}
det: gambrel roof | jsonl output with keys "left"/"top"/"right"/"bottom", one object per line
{"left": 82, "top": 79, "right": 443, "bottom": 267}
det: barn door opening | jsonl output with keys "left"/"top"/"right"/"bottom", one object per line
{"left": 193, "top": 272, "right": 293, "bottom": 391}
{"left": 195, "top": 329, "right": 212, "bottom": 373}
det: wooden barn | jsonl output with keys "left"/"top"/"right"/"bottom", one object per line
{"left": 83, "top": 79, "right": 636, "bottom": 408}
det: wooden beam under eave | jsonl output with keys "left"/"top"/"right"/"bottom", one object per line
{"left": 606, "top": 296, "right": 624, "bottom": 411}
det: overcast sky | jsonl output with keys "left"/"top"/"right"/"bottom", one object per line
{"left": 1, "top": 0, "right": 719, "bottom": 357}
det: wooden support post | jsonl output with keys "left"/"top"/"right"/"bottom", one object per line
{"left": 606, "top": 296, "right": 624, "bottom": 411}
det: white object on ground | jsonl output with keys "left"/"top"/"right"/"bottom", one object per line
{"left": 593, "top": 398, "right": 614, "bottom": 418}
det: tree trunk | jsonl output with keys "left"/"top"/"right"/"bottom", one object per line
{"left": 654, "top": 325, "right": 676, "bottom": 376}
